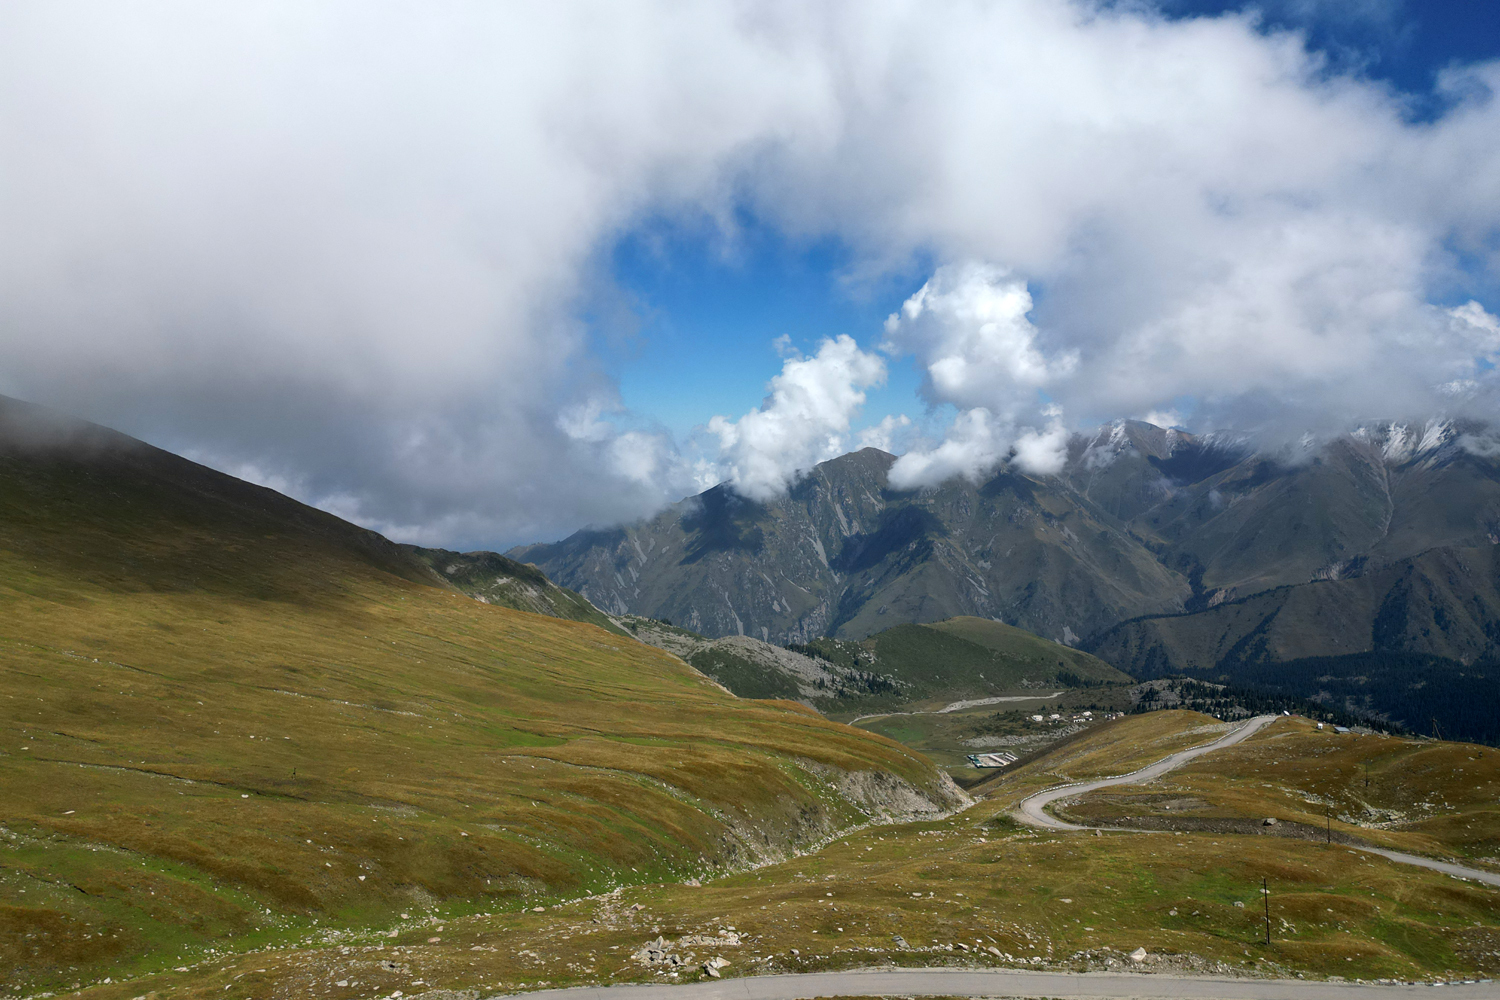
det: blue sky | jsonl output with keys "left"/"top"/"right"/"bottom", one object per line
{"left": 608, "top": 217, "right": 929, "bottom": 440}
{"left": 1163, "top": 0, "right": 1500, "bottom": 98}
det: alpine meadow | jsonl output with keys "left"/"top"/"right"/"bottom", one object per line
{"left": 4, "top": 3, "right": 1500, "bottom": 999}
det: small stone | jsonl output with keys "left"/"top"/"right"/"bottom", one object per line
{"left": 1234, "top": 901, "right": 1246, "bottom": 908}
{"left": 1130, "top": 947, "right": 1148, "bottom": 963}
{"left": 1263, "top": 817, "right": 1278, "bottom": 826}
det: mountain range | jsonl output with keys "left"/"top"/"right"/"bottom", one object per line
{"left": 513, "top": 418, "right": 1500, "bottom": 739}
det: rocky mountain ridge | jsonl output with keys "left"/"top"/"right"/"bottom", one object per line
{"left": 512, "top": 444, "right": 1186, "bottom": 646}
{"left": 513, "top": 418, "right": 1500, "bottom": 676}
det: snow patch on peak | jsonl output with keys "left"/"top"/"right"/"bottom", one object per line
{"left": 1378, "top": 419, "right": 1454, "bottom": 464}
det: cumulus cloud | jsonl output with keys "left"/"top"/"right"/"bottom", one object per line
{"left": 707, "top": 335, "right": 885, "bottom": 499}
{"left": 882, "top": 263, "right": 1077, "bottom": 404}
{"left": 887, "top": 408, "right": 1008, "bottom": 490}
{"left": 856, "top": 414, "right": 913, "bottom": 454}
{"left": 1, "top": 1, "right": 1499, "bottom": 536}
{"left": 883, "top": 263, "right": 1080, "bottom": 486}
{"left": 1011, "top": 414, "right": 1071, "bottom": 475}
{"left": 1449, "top": 301, "right": 1500, "bottom": 358}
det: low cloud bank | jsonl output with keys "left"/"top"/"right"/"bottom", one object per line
{"left": 2, "top": 2, "right": 1499, "bottom": 541}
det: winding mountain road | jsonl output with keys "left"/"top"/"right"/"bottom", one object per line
{"left": 516, "top": 966, "right": 1499, "bottom": 999}
{"left": 1015, "top": 714, "right": 1279, "bottom": 830}
{"left": 512, "top": 717, "right": 1500, "bottom": 1000}
{"left": 1013, "top": 715, "right": 1500, "bottom": 888}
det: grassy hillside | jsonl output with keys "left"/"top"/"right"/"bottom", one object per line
{"left": 405, "top": 546, "right": 625, "bottom": 634}
{"left": 800, "top": 616, "right": 1130, "bottom": 713}
{"left": 1057, "top": 715, "right": 1500, "bottom": 869}
{"left": 623, "top": 613, "right": 1128, "bottom": 717}
{"left": 920, "top": 617, "right": 1127, "bottom": 686}
{"left": 72, "top": 712, "right": 1500, "bottom": 998}
{"left": 0, "top": 397, "right": 961, "bottom": 996}
{"left": 619, "top": 616, "right": 903, "bottom": 706}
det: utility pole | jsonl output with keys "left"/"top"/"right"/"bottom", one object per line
{"left": 1326, "top": 811, "right": 1331, "bottom": 845}
{"left": 1262, "top": 877, "right": 1271, "bottom": 946}
{"left": 1364, "top": 761, "right": 1369, "bottom": 790}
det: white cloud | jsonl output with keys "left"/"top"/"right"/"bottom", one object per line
{"left": 856, "top": 413, "right": 913, "bottom": 454}
{"left": 881, "top": 264, "right": 1076, "bottom": 486}
{"left": 882, "top": 263, "right": 1076, "bottom": 406}
{"left": 888, "top": 408, "right": 1008, "bottom": 489}
{"left": 1011, "top": 415, "right": 1070, "bottom": 476}
{"left": 707, "top": 335, "right": 885, "bottom": 500}
{"left": 1140, "top": 409, "right": 1186, "bottom": 429}
{"left": 1449, "top": 301, "right": 1500, "bottom": 358}
{"left": 1, "top": 2, "right": 1498, "bottom": 538}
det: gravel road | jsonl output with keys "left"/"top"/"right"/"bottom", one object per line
{"left": 1014, "top": 714, "right": 1279, "bottom": 830}
{"left": 515, "top": 966, "right": 1499, "bottom": 999}
{"left": 1013, "top": 715, "right": 1500, "bottom": 888}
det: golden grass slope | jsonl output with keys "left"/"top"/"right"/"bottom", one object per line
{"left": 65, "top": 713, "right": 1500, "bottom": 999}
{"left": 0, "top": 399, "right": 961, "bottom": 995}
{"left": 1058, "top": 715, "right": 1500, "bottom": 871}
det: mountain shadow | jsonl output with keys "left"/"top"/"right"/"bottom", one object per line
{"left": 833, "top": 506, "right": 945, "bottom": 574}
{"left": 680, "top": 484, "right": 767, "bottom": 564}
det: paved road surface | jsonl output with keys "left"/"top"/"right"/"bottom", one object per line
{"left": 1013, "top": 715, "right": 1500, "bottom": 888}
{"left": 515, "top": 967, "right": 1499, "bottom": 999}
